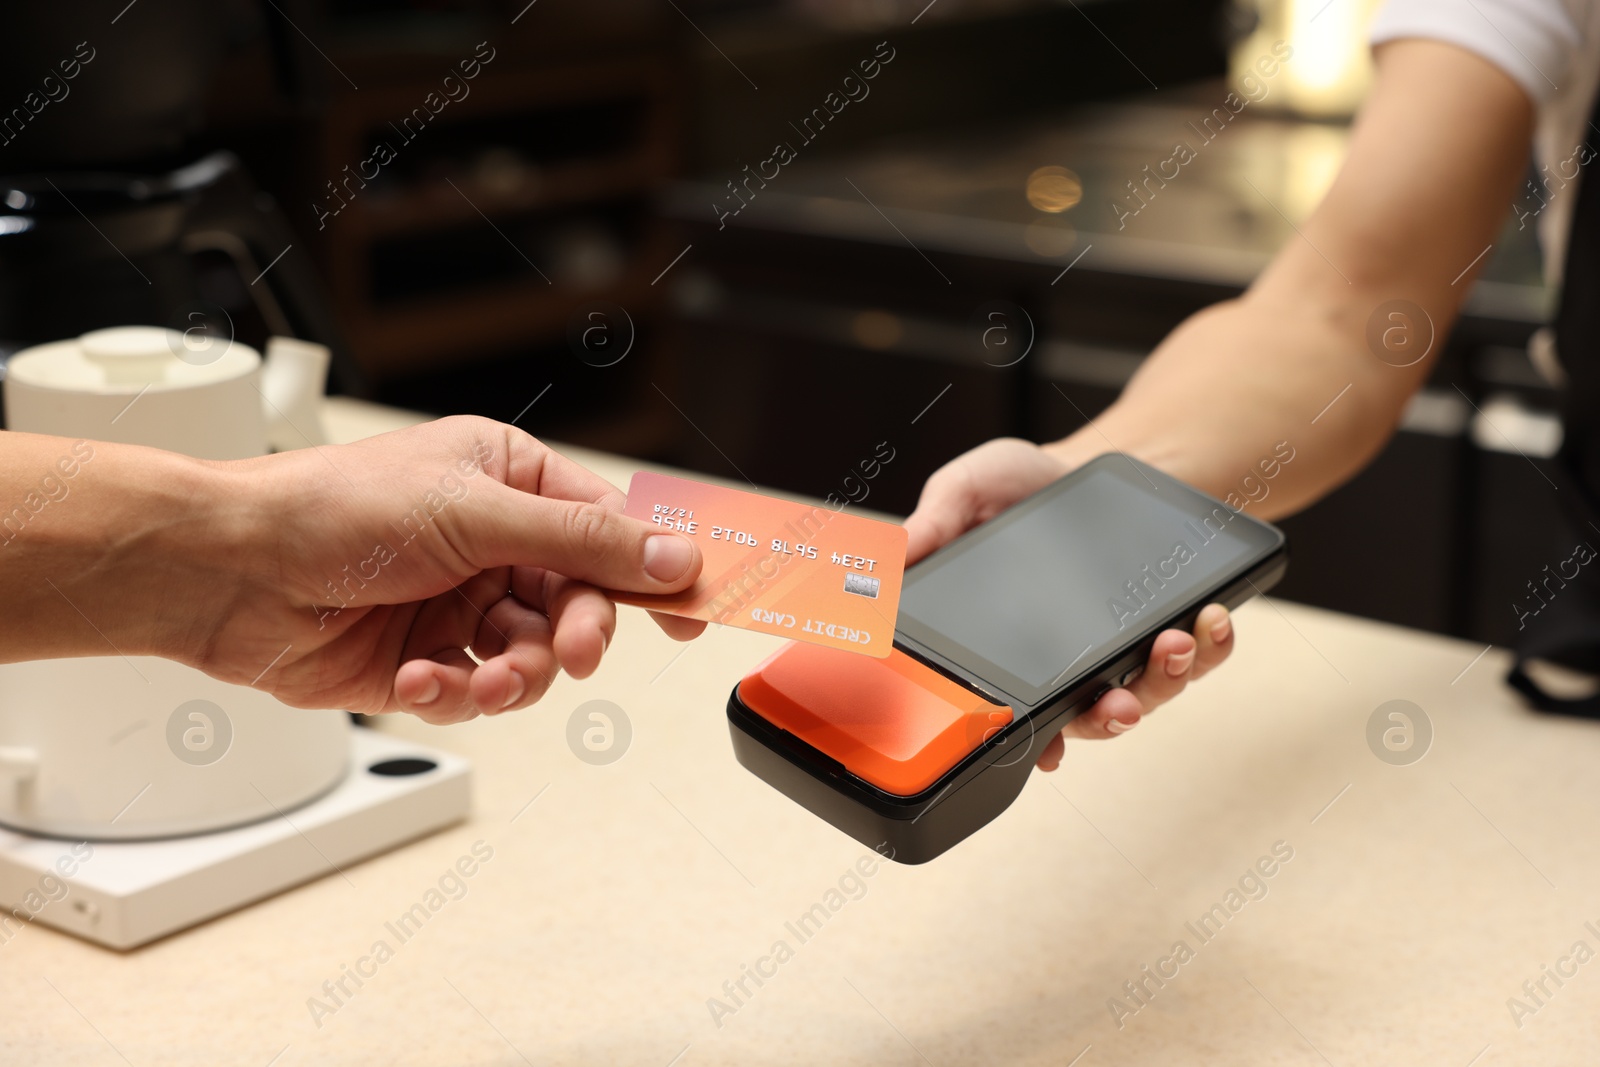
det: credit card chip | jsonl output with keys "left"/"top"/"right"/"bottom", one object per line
{"left": 843, "top": 573, "right": 880, "bottom": 598}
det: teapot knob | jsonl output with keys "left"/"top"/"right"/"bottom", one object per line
{"left": 79, "top": 327, "right": 184, "bottom": 386}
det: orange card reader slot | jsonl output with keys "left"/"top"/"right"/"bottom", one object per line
{"left": 736, "top": 643, "right": 1014, "bottom": 797}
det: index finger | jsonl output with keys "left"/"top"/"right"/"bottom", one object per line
{"left": 499, "top": 429, "right": 629, "bottom": 510}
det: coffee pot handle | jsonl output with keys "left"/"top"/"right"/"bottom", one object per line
{"left": 176, "top": 152, "right": 369, "bottom": 398}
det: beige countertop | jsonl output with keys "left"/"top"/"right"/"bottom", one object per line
{"left": 5, "top": 398, "right": 1599, "bottom": 1065}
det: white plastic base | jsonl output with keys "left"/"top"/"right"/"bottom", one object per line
{"left": 0, "top": 729, "right": 470, "bottom": 950}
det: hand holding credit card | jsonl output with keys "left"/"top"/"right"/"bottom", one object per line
{"left": 611, "top": 472, "right": 906, "bottom": 656}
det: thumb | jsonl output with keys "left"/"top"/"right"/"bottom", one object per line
{"left": 903, "top": 469, "right": 976, "bottom": 566}
{"left": 902, "top": 512, "right": 947, "bottom": 567}
{"left": 467, "top": 487, "right": 702, "bottom": 593}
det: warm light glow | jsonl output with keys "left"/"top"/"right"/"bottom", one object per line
{"left": 851, "top": 309, "right": 903, "bottom": 350}
{"left": 1288, "top": 0, "right": 1356, "bottom": 91}
{"left": 1232, "top": 0, "right": 1382, "bottom": 117}
{"left": 1025, "top": 166, "right": 1084, "bottom": 213}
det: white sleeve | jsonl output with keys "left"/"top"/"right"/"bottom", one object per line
{"left": 1369, "top": 0, "right": 1582, "bottom": 104}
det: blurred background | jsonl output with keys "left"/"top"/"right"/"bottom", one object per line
{"left": 0, "top": 0, "right": 1565, "bottom": 651}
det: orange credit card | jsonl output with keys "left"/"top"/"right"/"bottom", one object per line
{"left": 613, "top": 472, "right": 906, "bottom": 656}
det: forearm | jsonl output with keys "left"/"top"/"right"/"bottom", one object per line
{"left": 0, "top": 431, "right": 247, "bottom": 665}
{"left": 1045, "top": 290, "right": 1404, "bottom": 521}
{"left": 1047, "top": 39, "right": 1532, "bottom": 521}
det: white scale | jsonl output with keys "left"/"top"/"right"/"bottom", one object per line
{"left": 0, "top": 729, "right": 470, "bottom": 950}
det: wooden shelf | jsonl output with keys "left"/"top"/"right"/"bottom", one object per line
{"left": 312, "top": 51, "right": 683, "bottom": 381}
{"left": 351, "top": 156, "right": 662, "bottom": 240}
{"left": 341, "top": 227, "right": 677, "bottom": 375}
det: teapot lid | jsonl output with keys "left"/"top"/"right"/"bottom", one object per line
{"left": 7, "top": 326, "right": 260, "bottom": 393}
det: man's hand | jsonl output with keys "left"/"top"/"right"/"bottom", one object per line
{"left": 193, "top": 416, "right": 705, "bottom": 723}
{"left": 902, "top": 437, "right": 1234, "bottom": 768}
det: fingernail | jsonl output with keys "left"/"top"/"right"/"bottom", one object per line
{"left": 413, "top": 676, "right": 441, "bottom": 706}
{"left": 1211, "top": 615, "right": 1232, "bottom": 643}
{"left": 1106, "top": 717, "right": 1138, "bottom": 734}
{"left": 1165, "top": 648, "right": 1195, "bottom": 677}
{"left": 644, "top": 534, "right": 694, "bottom": 582}
{"left": 500, "top": 672, "right": 526, "bottom": 711}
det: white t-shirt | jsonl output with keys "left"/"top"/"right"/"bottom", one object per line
{"left": 1372, "top": 0, "right": 1600, "bottom": 283}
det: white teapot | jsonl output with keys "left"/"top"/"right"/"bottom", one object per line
{"left": 3, "top": 325, "right": 330, "bottom": 458}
